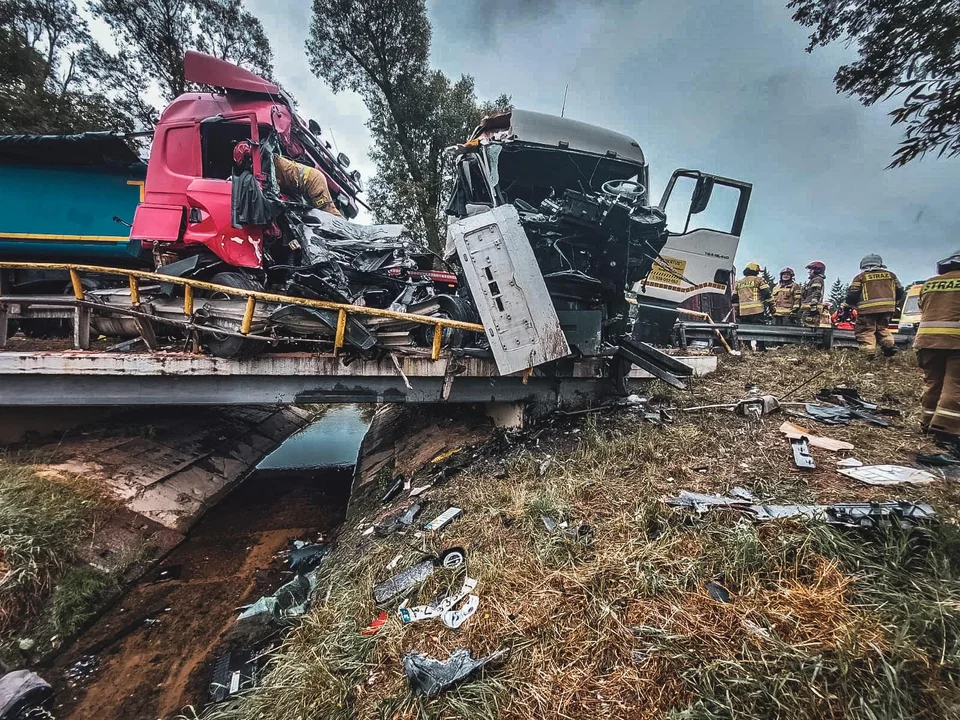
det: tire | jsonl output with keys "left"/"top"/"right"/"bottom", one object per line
{"left": 201, "top": 272, "right": 265, "bottom": 359}
{"left": 418, "top": 294, "right": 474, "bottom": 349}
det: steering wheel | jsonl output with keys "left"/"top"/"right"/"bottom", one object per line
{"left": 602, "top": 179, "right": 646, "bottom": 202}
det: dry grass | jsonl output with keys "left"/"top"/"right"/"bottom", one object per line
{"left": 204, "top": 348, "right": 960, "bottom": 720}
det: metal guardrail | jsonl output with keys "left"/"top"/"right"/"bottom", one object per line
{"left": 675, "top": 320, "right": 915, "bottom": 351}
{"left": 0, "top": 261, "right": 485, "bottom": 359}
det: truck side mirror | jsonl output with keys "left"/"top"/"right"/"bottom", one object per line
{"left": 337, "top": 152, "right": 351, "bottom": 168}
{"left": 308, "top": 119, "right": 322, "bottom": 136}
{"left": 689, "top": 176, "right": 714, "bottom": 214}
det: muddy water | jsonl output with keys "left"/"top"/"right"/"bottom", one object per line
{"left": 50, "top": 405, "right": 369, "bottom": 720}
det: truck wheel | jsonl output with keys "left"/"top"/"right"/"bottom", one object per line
{"left": 420, "top": 294, "right": 473, "bottom": 349}
{"left": 202, "top": 272, "right": 265, "bottom": 359}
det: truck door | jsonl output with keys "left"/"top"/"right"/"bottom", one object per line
{"left": 636, "top": 169, "right": 751, "bottom": 307}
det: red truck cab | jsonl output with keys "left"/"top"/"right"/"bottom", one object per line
{"left": 131, "top": 51, "right": 361, "bottom": 272}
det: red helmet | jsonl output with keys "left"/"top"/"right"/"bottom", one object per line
{"left": 780, "top": 267, "right": 795, "bottom": 278}
{"left": 806, "top": 261, "right": 826, "bottom": 274}
{"left": 233, "top": 140, "right": 253, "bottom": 166}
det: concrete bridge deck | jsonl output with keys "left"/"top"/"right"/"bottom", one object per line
{"left": 0, "top": 350, "right": 717, "bottom": 406}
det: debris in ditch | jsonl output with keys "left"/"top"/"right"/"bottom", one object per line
{"left": 0, "top": 670, "right": 53, "bottom": 719}
{"left": 238, "top": 571, "right": 318, "bottom": 621}
{"left": 409, "top": 484, "right": 431, "bottom": 498}
{"left": 151, "top": 564, "right": 183, "bottom": 583}
{"left": 541, "top": 514, "right": 594, "bottom": 543}
{"left": 791, "top": 437, "right": 816, "bottom": 470}
{"left": 64, "top": 656, "right": 98, "bottom": 686}
{"left": 289, "top": 542, "right": 329, "bottom": 572}
{"left": 402, "top": 647, "right": 508, "bottom": 697}
{"left": 209, "top": 649, "right": 259, "bottom": 703}
{"left": 729, "top": 487, "right": 758, "bottom": 502}
{"left": 779, "top": 421, "right": 854, "bottom": 452}
{"left": 399, "top": 577, "right": 478, "bottom": 626}
{"left": 837, "top": 457, "right": 864, "bottom": 468}
{"left": 705, "top": 581, "right": 731, "bottom": 603}
{"left": 443, "top": 594, "right": 480, "bottom": 629}
{"left": 803, "top": 404, "right": 853, "bottom": 425}
{"left": 386, "top": 553, "right": 403, "bottom": 571}
{"left": 399, "top": 503, "right": 422, "bottom": 526}
{"left": 838, "top": 465, "right": 936, "bottom": 486}
{"left": 916, "top": 453, "right": 960, "bottom": 467}
{"left": 373, "top": 548, "right": 467, "bottom": 605}
{"left": 423, "top": 507, "right": 463, "bottom": 532}
{"left": 736, "top": 395, "right": 780, "bottom": 419}
{"left": 361, "top": 611, "right": 389, "bottom": 636}
{"left": 381, "top": 476, "right": 405, "bottom": 503}
{"left": 375, "top": 556, "right": 449, "bottom": 606}
{"left": 667, "top": 492, "right": 934, "bottom": 528}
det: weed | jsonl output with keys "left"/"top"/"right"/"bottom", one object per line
{"left": 50, "top": 564, "right": 115, "bottom": 636}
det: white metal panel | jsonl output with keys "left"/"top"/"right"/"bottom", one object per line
{"left": 448, "top": 205, "right": 570, "bottom": 375}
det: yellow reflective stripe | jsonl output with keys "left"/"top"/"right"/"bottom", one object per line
{"left": 919, "top": 320, "right": 960, "bottom": 329}
{"left": 922, "top": 279, "right": 960, "bottom": 292}
{"left": 922, "top": 409, "right": 936, "bottom": 416}
{"left": 917, "top": 326, "right": 960, "bottom": 336}
{"left": 858, "top": 299, "right": 895, "bottom": 310}
{"left": 0, "top": 232, "right": 129, "bottom": 243}
{"left": 739, "top": 302, "right": 764, "bottom": 311}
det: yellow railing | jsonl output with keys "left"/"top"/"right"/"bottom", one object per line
{"left": 0, "top": 261, "right": 485, "bottom": 360}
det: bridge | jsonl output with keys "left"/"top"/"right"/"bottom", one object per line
{"left": 0, "top": 350, "right": 717, "bottom": 407}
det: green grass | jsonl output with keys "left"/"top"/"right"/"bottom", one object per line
{"left": 50, "top": 564, "right": 116, "bottom": 637}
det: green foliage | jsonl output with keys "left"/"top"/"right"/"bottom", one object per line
{"left": 789, "top": 0, "right": 960, "bottom": 167}
{"left": 91, "top": 0, "right": 274, "bottom": 127}
{"left": 0, "top": 461, "right": 97, "bottom": 635}
{"left": 829, "top": 277, "right": 846, "bottom": 306}
{"left": 0, "top": 0, "right": 134, "bottom": 134}
{"left": 50, "top": 563, "right": 114, "bottom": 636}
{"left": 307, "top": 0, "right": 509, "bottom": 251}
{"left": 761, "top": 265, "right": 776, "bottom": 288}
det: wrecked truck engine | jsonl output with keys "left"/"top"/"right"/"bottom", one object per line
{"left": 444, "top": 109, "right": 688, "bottom": 386}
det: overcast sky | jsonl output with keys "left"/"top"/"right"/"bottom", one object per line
{"left": 249, "top": 0, "right": 959, "bottom": 286}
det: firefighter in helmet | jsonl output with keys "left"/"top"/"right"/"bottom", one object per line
{"left": 770, "top": 267, "right": 802, "bottom": 326}
{"left": 800, "top": 261, "right": 826, "bottom": 328}
{"left": 732, "top": 262, "right": 771, "bottom": 324}
{"left": 819, "top": 301, "right": 834, "bottom": 328}
{"left": 915, "top": 250, "right": 960, "bottom": 444}
{"left": 843, "top": 254, "right": 904, "bottom": 357}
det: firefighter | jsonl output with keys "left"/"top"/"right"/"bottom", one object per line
{"left": 273, "top": 154, "right": 343, "bottom": 217}
{"left": 732, "top": 262, "right": 771, "bottom": 324}
{"left": 770, "top": 267, "right": 802, "bottom": 326}
{"left": 844, "top": 254, "right": 904, "bottom": 357}
{"left": 832, "top": 305, "right": 857, "bottom": 331}
{"left": 819, "top": 301, "right": 834, "bottom": 328}
{"left": 799, "top": 261, "right": 826, "bottom": 328}
{"left": 915, "top": 250, "right": 960, "bottom": 442}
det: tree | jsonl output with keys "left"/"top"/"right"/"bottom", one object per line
{"left": 762, "top": 266, "right": 776, "bottom": 288}
{"left": 306, "top": 0, "right": 509, "bottom": 251}
{"left": 91, "top": 0, "right": 273, "bottom": 126}
{"left": 0, "top": 0, "right": 132, "bottom": 134}
{"left": 789, "top": 0, "right": 960, "bottom": 167}
{"left": 829, "top": 277, "right": 846, "bottom": 306}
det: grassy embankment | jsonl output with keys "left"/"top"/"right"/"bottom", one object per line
{"left": 0, "top": 458, "right": 121, "bottom": 668}
{"left": 202, "top": 349, "right": 960, "bottom": 720}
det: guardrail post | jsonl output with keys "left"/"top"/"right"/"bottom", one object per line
{"left": 334, "top": 308, "right": 346, "bottom": 355}
{"left": 431, "top": 323, "right": 443, "bottom": 361}
{"left": 183, "top": 284, "right": 194, "bottom": 316}
{"left": 0, "top": 303, "right": 8, "bottom": 348}
{"left": 73, "top": 306, "right": 90, "bottom": 350}
{"left": 240, "top": 296, "right": 256, "bottom": 335}
{"left": 69, "top": 269, "right": 84, "bottom": 300}
{"left": 128, "top": 275, "right": 140, "bottom": 305}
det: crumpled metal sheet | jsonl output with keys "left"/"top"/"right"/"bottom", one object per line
{"left": 667, "top": 492, "right": 935, "bottom": 528}
{"left": 838, "top": 465, "right": 937, "bottom": 486}
{"left": 238, "top": 571, "right": 318, "bottom": 620}
{"left": 402, "top": 647, "right": 508, "bottom": 697}
{"left": 373, "top": 559, "right": 435, "bottom": 605}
